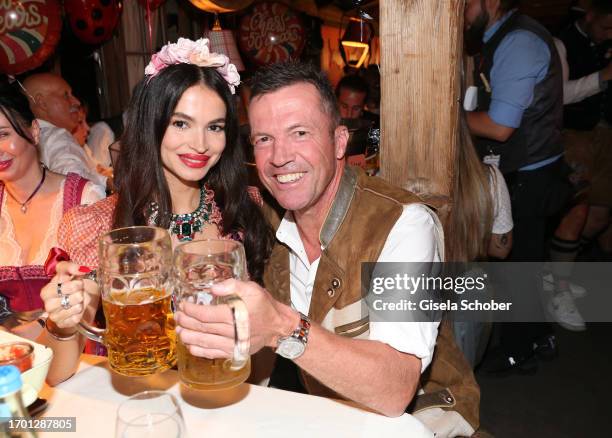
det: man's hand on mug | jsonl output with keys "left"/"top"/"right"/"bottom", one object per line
{"left": 175, "top": 279, "right": 298, "bottom": 359}
{"left": 40, "top": 261, "right": 98, "bottom": 329}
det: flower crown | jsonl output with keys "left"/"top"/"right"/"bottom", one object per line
{"left": 144, "top": 38, "right": 240, "bottom": 94}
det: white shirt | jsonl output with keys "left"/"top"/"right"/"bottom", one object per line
{"left": 87, "top": 121, "right": 114, "bottom": 167}
{"left": 553, "top": 35, "right": 605, "bottom": 106}
{"left": 489, "top": 165, "right": 513, "bottom": 235}
{"left": 276, "top": 203, "right": 441, "bottom": 371}
{"left": 37, "top": 119, "right": 106, "bottom": 194}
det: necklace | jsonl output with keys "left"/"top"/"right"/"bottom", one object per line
{"left": 148, "top": 185, "right": 212, "bottom": 242}
{"left": 4, "top": 165, "right": 47, "bottom": 214}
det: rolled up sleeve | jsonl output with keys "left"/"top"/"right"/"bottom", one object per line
{"left": 368, "top": 204, "right": 442, "bottom": 372}
{"left": 488, "top": 30, "right": 551, "bottom": 128}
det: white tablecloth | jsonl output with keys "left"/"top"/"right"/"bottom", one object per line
{"left": 39, "top": 355, "right": 433, "bottom": 437}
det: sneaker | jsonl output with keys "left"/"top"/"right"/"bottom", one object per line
{"left": 532, "top": 334, "right": 558, "bottom": 361}
{"left": 542, "top": 273, "right": 587, "bottom": 299}
{"left": 548, "top": 290, "right": 586, "bottom": 331}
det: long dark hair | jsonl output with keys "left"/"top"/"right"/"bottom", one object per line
{"left": 0, "top": 77, "right": 36, "bottom": 143}
{"left": 113, "top": 64, "right": 273, "bottom": 282}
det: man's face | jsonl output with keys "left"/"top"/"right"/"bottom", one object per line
{"left": 586, "top": 13, "right": 612, "bottom": 45}
{"left": 249, "top": 83, "right": 348, "bottom": 214}
{"left": 39, "top": 77, "right": 81, "bottom": 132}
{"left": 464, "top": 0, "right": 491, "bottom": 54}
{"left": 337, "top": 87, "right": 366, "bottom": 119}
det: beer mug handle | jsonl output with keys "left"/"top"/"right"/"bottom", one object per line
{"left": 225, "top": 295, "right": 250, "bottom": 371}
{"left": 77, "top": 320, "right": 105, "bottom": 344}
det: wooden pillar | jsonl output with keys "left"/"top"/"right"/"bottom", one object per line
{"left": 379, "top": 0, "right": 464, "bottom": 216}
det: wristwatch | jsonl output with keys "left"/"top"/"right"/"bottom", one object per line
{"left": 276, "top": 312, "right": 310, "bottom": 360}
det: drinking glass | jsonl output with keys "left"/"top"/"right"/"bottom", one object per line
{"left": 115, "top": 391, "right": 185, "bottom": 438}
{"left": 78, "top": 226, "right": 176, "bottom": 376}
{"left": 174, "top": 239, "right": 250, "bottom": 390}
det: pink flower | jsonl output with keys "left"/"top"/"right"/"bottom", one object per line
{"left": 189, "top": 51, "right": 228, "bottom": 68}
{"left": 144, "top": 38, "right": 240, "bottom": 94}
{"left": 172, "top": 38, "right": 197, "bottom": 61}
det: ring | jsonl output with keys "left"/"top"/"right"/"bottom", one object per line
{"left": 56, "top": 282, "right": 62, "bottom": 297}
{"left": 60, "top": 294, "right": 70, "bottom": 310}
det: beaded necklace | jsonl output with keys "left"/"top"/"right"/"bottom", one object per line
{"left": 147, "top": 185, "right": 213, "bottom": 241}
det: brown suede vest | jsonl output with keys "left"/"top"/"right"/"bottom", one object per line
{"left": 263, "top": 166, "right": 480, "bottom": 430}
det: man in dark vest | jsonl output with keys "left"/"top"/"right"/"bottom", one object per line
{"left": 464, "top": 0, "right": 569, "bottom": 373}
{"left": 175, "top": 62, "right": 480, "bottom": 436}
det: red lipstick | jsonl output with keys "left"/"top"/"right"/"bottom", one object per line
{"left": 0, "top": 159, "right": 13, "bottom": 171}
{"left": 179, "top": 154, "right": 210, "bottom": 169}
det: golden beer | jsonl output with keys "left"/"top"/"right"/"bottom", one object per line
{"left": 177, "top": 339, "right": 250, "bottom": 390}
{"left": 102, "top": 288, "right": 176, "bottom": 376}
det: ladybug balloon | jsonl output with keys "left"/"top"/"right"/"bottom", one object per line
{"left": 64, "top": 0, "right": 122, "bottom": 46}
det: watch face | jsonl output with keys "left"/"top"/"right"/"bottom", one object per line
{"left": 278, "top": 338, "right": 305, "bottom": 359}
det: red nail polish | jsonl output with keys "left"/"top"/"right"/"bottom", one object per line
{"left": 78, "top": 266, "right": 91, "bottom": 273}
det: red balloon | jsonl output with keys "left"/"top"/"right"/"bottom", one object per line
{"left": 64, "top": 0, "right": 122, "bottom": 46}
{"left": 137, "top": 0, "right": 166, "bottom": 10}
{"left": 0, "top": 0, "right": 62, "bottom": 75}
{"left": 238, "top": 2, "right": 306, "bottom": 66}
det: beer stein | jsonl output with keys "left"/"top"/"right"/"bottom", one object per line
{"left": 78, "top": 226, "right": 176, "bottom": 376}
{"left": 174, "top": 239, "right": 250, "bottom": 390}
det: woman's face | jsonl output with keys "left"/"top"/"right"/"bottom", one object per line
{"left": 160, "top": 84, "right": 227, "bottom": 188}
{"left": 0, "top": 111, "right": 39, "bottom": 182}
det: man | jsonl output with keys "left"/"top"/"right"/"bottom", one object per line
{"left": 336, "top": 74, "right": 379, "bottom": 127}
{"left": 464, "top": 0, "right": 568, "bottom": 372}
{"left": 22, "top": 73, "right": 106, "bottom": 192}
{"left": 175, "top": 63, "right": 479, "bottom": 436}
{"left": 336, "top": 74, "right": 368, "bottom": 119}
{"left": 546, "top": 0, "right": 612, "bottom": 331}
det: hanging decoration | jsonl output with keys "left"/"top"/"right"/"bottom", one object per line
{"left": 238, "top": 2, "right": 305, "bottom": 66}
{"left": 137, "top": 0, "right": 166, "bottom": 11}
{"left": 0, "top": 0, "right": 62, "bottom": 75}
{"left": 137, "top": 0, "right": 156, "bottom": 54}
{"left": 187, "top": 0, "right": 253, "bottom": 13}
{"left": 64, "top": 0, "right": 122, "bottom": 46}
{"left": 339, "top": 16, "right": 373, "bottom": 69}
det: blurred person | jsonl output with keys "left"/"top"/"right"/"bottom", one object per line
{"left": 545, "top": 0, "right": 612, "bottom": 331}
{"left": 72, "top": 107, "right": 114, "bottom": 185}
{"left": 22, "top": 73, "right": 106, "bottom": 192}
{"left": 335, "top": 74, "right": 380, "bottom": 127}
{"left": 447, "top": 113, "right": 513, "bottom": 367}
{"left": 0, "top": 78, "right": 104, "bottom": 340}
{"left": 465, "top": 0, "right": 569, "bottom": 373}
{"left": 336, "top": 74, "right": 368, "bottom": 119}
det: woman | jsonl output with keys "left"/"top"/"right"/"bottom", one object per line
{"left": 446, "top": 115, "right": 514, "bottom": 367}
{"left": 0, "top": 78, "right": 104, "bottom": 339}
{"left": 446, "top": 115, "right": 513, "bottom": 262}
{"left": 38, "top": 39, "right": 274, "bottom": 385}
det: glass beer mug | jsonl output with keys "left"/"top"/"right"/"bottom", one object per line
{"left": 78, "top": 226, "right": 176, "bottom": 376}
{"left": 174, "top": 239, "right": 250, "bottom": 390}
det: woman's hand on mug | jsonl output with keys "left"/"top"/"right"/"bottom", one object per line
{"left": 40, "top": 261, "right": 98, "bottom": 329}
